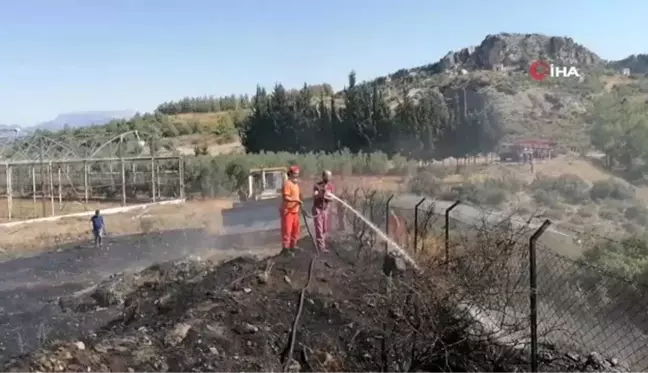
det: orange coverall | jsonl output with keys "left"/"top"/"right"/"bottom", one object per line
{"left": 281, "top": 179, "right": 301, "bottom": 249}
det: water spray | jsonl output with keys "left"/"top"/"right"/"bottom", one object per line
{"left": 328, "top": 193, "right": 420, "bottom": 271}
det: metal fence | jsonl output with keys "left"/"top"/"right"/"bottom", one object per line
{"left": 336, "top": 189, "right": 648, "bottom": 372}
{"left": 0, "top": 130, "right": 185, "bottom": 222}
{"left": 0, "top": 156, "right": 184, "bottom": 222}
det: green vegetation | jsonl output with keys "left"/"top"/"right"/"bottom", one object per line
{"left": 240, "top": 71, "right": 503, "bottom": 159}
{"left": 156, "top": 95, "right": 252, "bottom": 114}
{"left": 583, "top": 236, "right": 648, "bottom": 284}
{"left": 589, "top": 90, "right": 648, "bottom": 180}
{"left": 184, "top": 149, "right": 411, "bottom": 197}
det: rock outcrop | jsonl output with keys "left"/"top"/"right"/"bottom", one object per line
{"left": 393, "top": 33, "right": 603, "bottom": 76}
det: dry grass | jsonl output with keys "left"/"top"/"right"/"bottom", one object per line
{"left": 410, "top": 235, "right": 444, "bottom": 265}
{"left": 0, "top": 175, "right": 403, "bottom": 259}
{"left": 174, "top": 139, "right": 244, "bottom": 155}
{"left": 0, "top": 199, "right": 235, "bottom": 257}
{"left": 0, "top": 198, "right": 121, "bottom": 223}
{"left": 335, "top": 175, "right": 405, "bottom": 193}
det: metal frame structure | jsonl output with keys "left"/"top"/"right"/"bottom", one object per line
{"left": 0, "top": 130, "right": 184, "bottom": 221}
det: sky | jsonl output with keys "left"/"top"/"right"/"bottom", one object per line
{"left": 0, "top": 0, "right": 647, "bottom": 125}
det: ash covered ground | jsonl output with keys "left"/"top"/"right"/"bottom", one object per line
{"left": 0, "top": 228, "right": 277, "bottom": 362}
{"left": 0, "top": 230, "right": 630, "bottom": 372}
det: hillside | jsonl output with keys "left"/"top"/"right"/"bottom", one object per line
{"left": 161, "top": 33, "right": 648, "bottom": 152}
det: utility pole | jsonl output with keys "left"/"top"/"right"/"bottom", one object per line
{"left": 39, "top": 136, "right": 46, "bottom": 217}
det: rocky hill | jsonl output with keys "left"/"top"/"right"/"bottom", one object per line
{"left": 346, "top": 33, "right": 647, "bottom": 147}
{"left": 424, "top": 33, "right": 602, "bottom": 73}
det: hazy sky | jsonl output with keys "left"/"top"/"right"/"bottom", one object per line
{"left": 0, "top": 0, "right": 646, "bottom": 125}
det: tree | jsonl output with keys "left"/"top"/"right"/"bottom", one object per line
{"left": 589, "top": 93, "right": 648, "bottom": 170}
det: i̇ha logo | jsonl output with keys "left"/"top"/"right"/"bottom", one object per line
{"left": 529, "top": 60, "right": 581, "bottom": 81}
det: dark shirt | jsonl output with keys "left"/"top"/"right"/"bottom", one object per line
{"left": 312, "top": 181, "right": 334, "bottom": 210}
{"left": 91, "top": 215, "right": 104, "bottom": 231}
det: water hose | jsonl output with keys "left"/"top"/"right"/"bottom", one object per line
{"left": 300, "top": 207, "right": 320, "bottom": 254}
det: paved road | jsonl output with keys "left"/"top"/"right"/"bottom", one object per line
{"left": 0, "top": 228, "right": 276, "bottom": 361}
{"left": 389, "top": 194, "right": 582, "bottom": 258}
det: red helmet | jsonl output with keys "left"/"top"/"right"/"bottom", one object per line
{"left": 288, "top": 165, "right": 300, "bottom": 174}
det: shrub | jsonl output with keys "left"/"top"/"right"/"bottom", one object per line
{"left": 583, "top": 236, "right": 648, "bottom": 281}
{"left": 622, "top": 222, "right": 641, "bottom": 236}
{"left": 473, "top": 186, "right": 507, "bottom": 206}
{"left": 533, "top": 190, "right": 561, "bottom": 209}
{"left": 182, "top": 150, "right": 411, "bottom": 197}
{"left": 407, "top": 171, "right": 441, "bottom": 196}
{"left": 460, "top": 179, "right": 510, "bottom": 207}
{"left": 576, "top": 205, "right": 596, "bottom": 218}
{"left": 530, "top": 174, "right": 589, "bottom": 204}
{"left": 543, "top": 209, "right": 564, "bottom": 220}
{"left": 569, "top": 215, "right": 586, "bottom": 225}
{"left": 417, "top": 164, "right": 450, "bottom": 179}
{"left": 589, "top": 179, "right": 635, "bottom": 201}
{"left": 624, "top": 205, "right": 648, "bottom": 225}
{"left": 598, "top": 207, "right": 620, "bottom": 221}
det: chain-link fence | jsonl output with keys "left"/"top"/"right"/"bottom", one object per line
{"left": 535, "top": 244, "right": 648, "bottom": 370}
{"left": 335, "top": 188, "right": 648, "bottom": 371}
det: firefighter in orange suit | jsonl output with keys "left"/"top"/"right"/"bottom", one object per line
{"left": 281, "top": 165, "right": 302, "bottom": 250}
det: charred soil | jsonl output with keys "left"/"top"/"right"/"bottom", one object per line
{"left": 1, "top": 238, "right": 628, "bottom": 372}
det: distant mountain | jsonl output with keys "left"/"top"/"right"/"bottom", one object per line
{"left": 31, "top": 110, "right": 136, "bottom": 132}
{"left": 609, "top": 54, "right": 648, "bottom": 74}
{"left": 0, "top": 124, "right": 21, "bottom": 131}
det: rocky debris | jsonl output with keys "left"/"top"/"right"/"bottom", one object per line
{"left": 382, "top": 252, "right": 406, "bottom": 277}
{"left": 1, "top": 239, "right": 633, "bottom": 372}
{"left": 163, "top": 323, "right": 192, "bottom": 347}
{"left": 58, "top": 258, "right": 213, "bottom": 313}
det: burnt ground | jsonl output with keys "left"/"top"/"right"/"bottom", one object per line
{"left": 0, "top": 235, "right": 629, "bottom": 372}
{"left": 0, "top": 228, "right": 279, "bottom": 361}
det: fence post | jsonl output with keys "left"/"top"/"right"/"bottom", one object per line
{"left": 57, "top": 166, "right": 62, "bottom": 208}
{"left": 529, "top": 219, "right": 551, "bottom": 373}
{"left": 151, "top": 157, "right": 156, "bottom": 203}
{"left": 121, "top": 158, "right": 127, "bottom": 206}
{"left": 385, "top": 194, "right": 394, "bottom": 254}
{"left": 444, "top": 200, "right": 461, "bottom": 267}
{"left": 178, "top": 156, "right": 185, "bottom": 200}
{"left": 6, "top": 163, "right": 12, "bottom": 221}
{"left": 48, "top": 162, "right": 54, "bottom": 216}
{"left": 83, "top": 161, "right": 89, "bottom": 204}
{"left": 413, "top": 198, "right": 426, "bottom": 253}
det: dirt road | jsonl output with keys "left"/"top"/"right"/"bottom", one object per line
{"left": 0, "top": 228, "right": 279, "bottom": 361}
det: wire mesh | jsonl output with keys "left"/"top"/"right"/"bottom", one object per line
{"left": 336, "top": 190, "right": 648, "bottom": 371}
{"left": 535, "top": 244, "right": 648, "bottom": 370}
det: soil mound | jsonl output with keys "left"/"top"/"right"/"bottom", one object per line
{"left": 1, "top": 238, "right": 629, "bottom": 372}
